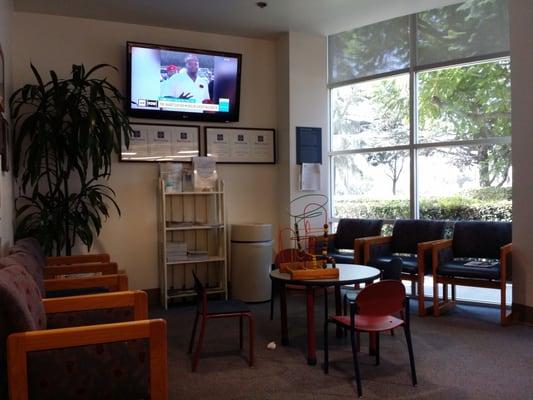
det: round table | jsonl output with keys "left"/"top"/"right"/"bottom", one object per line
{"left": 270, "top": 264, "right": 380, "bottom": 365}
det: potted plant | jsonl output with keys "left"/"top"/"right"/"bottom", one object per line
{"left": 10, "top": 64, "right": 132, "bottom": 255}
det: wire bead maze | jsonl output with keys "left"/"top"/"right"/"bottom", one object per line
{"left": 277, "top": 194, "right": 335, "bottom": 269}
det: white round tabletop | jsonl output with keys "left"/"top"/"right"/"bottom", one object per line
{"left": 270, "top": 263, "right": 380, "bottom": 286}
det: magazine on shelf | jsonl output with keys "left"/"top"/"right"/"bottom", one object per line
{"left": 160, "top": 163, "right": 182, "bottom": 193}
{"left": 192, "top": 156, "right": 217, "bottom": 191}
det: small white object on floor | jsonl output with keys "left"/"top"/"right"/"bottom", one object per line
{"left": 267, "top": 341, "right": 277, "bottom": 350}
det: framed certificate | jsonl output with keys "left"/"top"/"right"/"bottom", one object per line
{"left": 121, "top": 123, "right": 200, "bottom": 162}
{"left": 204, "top": 127, "right": 276, "bottom": 164}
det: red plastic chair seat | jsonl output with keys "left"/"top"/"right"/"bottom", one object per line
{"left": 330, "top": 314, "right": 404, "bottom": 332}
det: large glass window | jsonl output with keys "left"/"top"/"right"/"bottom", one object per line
{"left": 417, "top": 59, "right": 511, "bottom": 143}
{"left": 328, "top": 0, "right": 511, "bottom": 304}
{"left": 329, "top": 0, "right": 511, "bottom": 223}
{"left": 332, "top": 151, "right": 410, "bottom": 219}
{"left": 331, "top": 75, "right": 409, "bottom": 151}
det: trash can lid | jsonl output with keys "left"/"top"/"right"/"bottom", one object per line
{"left": 231, "top": 224, "right": 272, "bottom": 242}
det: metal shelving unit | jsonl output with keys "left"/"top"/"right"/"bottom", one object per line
{"left": 158, "top": 179, "right": 227, "bottom": 309}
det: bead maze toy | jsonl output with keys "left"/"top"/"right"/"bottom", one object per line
{"left": 277, "top": 194, "right": 338, "bottom": 279}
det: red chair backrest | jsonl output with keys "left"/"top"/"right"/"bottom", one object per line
{"left": 275, "top": 249, "right": 312, "bottom": 266}
{"left": 355, "top": 280, "right": 405, "bottom": 316}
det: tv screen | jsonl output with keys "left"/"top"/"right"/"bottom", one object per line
{"left": 127, "top": 42, "right": 242, "bottom": 122}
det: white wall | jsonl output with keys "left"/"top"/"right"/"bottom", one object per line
{"left": 510, "top": 0, "right": 533, "bottom": 315}
{"left": 12, "top": 12, "right": 278, "bottom": 290}
{"left": 275, "top": 31, "right": 329, "bottom": 248}
{"left": 0, "top": 0, "right": 14, "bottom": 254}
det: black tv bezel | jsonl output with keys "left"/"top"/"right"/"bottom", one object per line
{"left": 126, "top": 41, "right": 242, "bottom": 123}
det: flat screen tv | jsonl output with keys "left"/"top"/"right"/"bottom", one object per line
{"left": 127, "top": 41, "right": 242, "bottom": 122}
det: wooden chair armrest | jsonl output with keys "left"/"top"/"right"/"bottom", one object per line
{"left": 500, "top": 243, "right": 512, "bottom": 282}
{"left": 7, "top": 319, "right": 167, "bottom": 400}
{"left": 417, "top": 239, "right": 449, "bottom": 276}
{"left": 431, "top": 239, "right": 453, "bottom": 276}
{"left": 362, "top": 236, "right": 392, "bottom": 264}
{"left": 42, "top": 290, "right": 147, "bottom": 320}
{"left": 43, "top": 262, "right": 119, "bottom": 279}
{"left": 46, "top": 253, "right": 111, "bottom": 266}
{"left": 44, "top": 274, "right": 129, "bottom": 293}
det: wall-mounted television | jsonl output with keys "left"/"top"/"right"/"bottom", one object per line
{"left": 127, "top": 41, "right": 242, "bottom": 122}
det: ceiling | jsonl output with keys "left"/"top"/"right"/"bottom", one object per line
{"left": 13, "top": 0, "right": 462, "bottom": 38}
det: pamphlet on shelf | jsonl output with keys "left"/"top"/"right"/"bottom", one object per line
{"left": 192, "top": 156, "right": 217, "bottom": 191}
{"left": 160, "top": 163, "right": 182, "bottom": 193}
{"left": 182, "top": 165, "right": 194, "bottom": 192}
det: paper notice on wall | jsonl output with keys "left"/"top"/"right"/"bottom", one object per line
{"left": 300, "top": 163, "right": 321, "bottom": 191}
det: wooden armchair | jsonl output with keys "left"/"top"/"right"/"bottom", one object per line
{"left": 0, "top": 264, "right": 167, "bottom": 400}
{"left": 361, "top": 219, "right": 447, "bottom": 316}
{"left": 432, "top": 221, "right": 512, "bottom": 325}
{"left": 308, "top": 219, "right": 383, "bottom": 264}
{"left": 5, "top": 238, "right": 128, "bottom": 298}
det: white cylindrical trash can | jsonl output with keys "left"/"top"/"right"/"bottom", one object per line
{"left": 231, "top": 224, "right": 273, "bottom": 302}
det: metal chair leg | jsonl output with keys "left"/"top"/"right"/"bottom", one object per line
{"left": 192, "top": 317, "right": 206, "bottom": 372}
{"left": 403, "top": 324, "right": 417, "bottom": 386}
{"left": 270, "top": 280, "right": 275, "bottom": 320}
{"left": 248, "top": 314, "right": 255, "bottom": 366}
{"left": 323, "top": 321, "right": 329, "bottom": 374}
{"left": 239, "top": 315, "right": 243, "bottom": 349}
{"left": 375, "top": 332, "right": 380, "bottom": 366}
{"left": 188, "top": 311, "right": 199, "bottom": 354}
{"left": 349, "top": 326, "right": 363, "bottom": 397}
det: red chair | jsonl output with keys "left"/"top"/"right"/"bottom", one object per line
{"left": 324, "top": 280, "right": 417, "bottom": 398}
{"left": 188, "top": 271, "right": 254, "bottom": 372}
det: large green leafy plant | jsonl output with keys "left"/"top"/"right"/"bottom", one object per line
{"left": 10, "top": 64, "right": 131, "bottom": 255}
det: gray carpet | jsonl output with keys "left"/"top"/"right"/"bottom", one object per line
{"left": 151, "top": 292, "right": 533, "bottom": 399}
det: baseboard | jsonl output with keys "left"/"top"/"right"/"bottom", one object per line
{"left": 512, "top": 303, "right": 533, "bottom": 325}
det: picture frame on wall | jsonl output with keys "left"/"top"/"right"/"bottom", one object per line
{"left": 204, "top": 127, "right": 276, "bottom": 164}
{"left": 121, "top": 123, "right": 200, "bottom": 162}
{"left": 0, "top": 44, "right": 8, "bottom": 172}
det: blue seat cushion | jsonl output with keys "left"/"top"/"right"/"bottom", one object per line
{"left": 203, "top": 299, "right": 250, "bottom": 315}
{"left": 329, "top": 250, "right": 355, "bottom": 264}
{"left": 368, "top": 255, "right": 419, "bottom": 275}
{"left": 438, "top": 260, "right": 500, "bottom": 280}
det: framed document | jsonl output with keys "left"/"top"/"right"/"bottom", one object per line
{"left": 204, "top": 127, "right": 275, "bottom": 164}
{"left": 121, "top": 123, "right": 200, "bottom": 162}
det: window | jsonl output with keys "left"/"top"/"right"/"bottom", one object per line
{"left": 329, "top": 0, "right": 511, "bottom": 224}
{"left": 328, "top": 0, "right": 511, "bottom": 304}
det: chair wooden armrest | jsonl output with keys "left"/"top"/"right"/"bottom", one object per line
{"left": 362, "top": 236, "right": 392, "bottom": 264}
{"left": 7, "top": 319, "right": 167, "bottom": 400}
{"left": 43, "top": 262, "right": 119, "bottom": 279}
{"left": 44, "top": 273, "right": 129, "bottom": 293}
{"left": 417, "top": 239, "right": 451, "bottom": 275}
{"left": 42, "top": 290, "right": 148, "bottom": 320}
{"left": 46, "top": 253, "right": 111, "bottom": 266}
{"left": 431, "top": 239, "right": 453, "bottom": 276}
{"left": 500, "top": 243, "right": 512, "bottom": 282}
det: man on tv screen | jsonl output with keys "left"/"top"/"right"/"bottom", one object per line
{"left": 161, "top": 54, "right": 210, "bottom": 103}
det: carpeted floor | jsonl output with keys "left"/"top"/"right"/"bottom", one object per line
{"left": 151, "top": 292, "right": 533, "bottom": 399}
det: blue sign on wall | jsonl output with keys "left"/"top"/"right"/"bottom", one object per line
{"left": 296, "top": 126, "right": 322, "bottom": 165}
